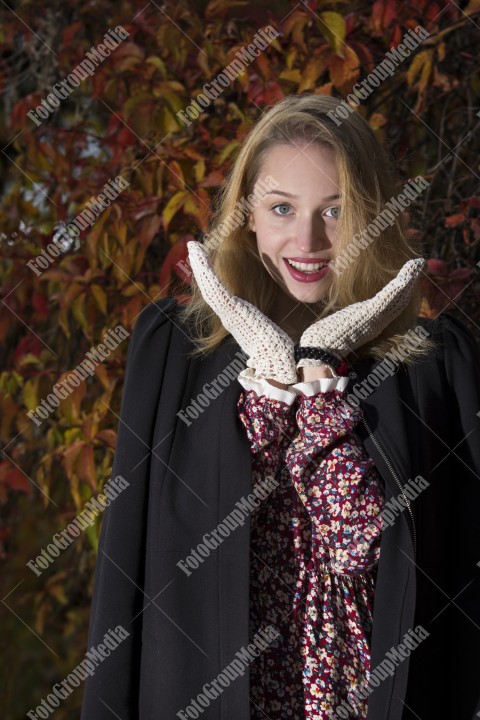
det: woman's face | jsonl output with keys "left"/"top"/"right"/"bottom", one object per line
{"left": 249, "top": 141, "right": 340, "bottom": 305}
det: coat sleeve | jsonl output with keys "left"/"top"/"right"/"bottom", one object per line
{"left": 80, "top": 296, "right": 178, "bottom": 719}
{"left": 440, "top": 311, "right": 480, "bottom": 716}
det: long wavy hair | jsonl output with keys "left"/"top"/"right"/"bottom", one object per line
{"left": 177, "top": 93, "right": 436, "bottom": 365}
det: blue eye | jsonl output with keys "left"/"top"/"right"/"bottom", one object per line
{"left": 325, "top": 206, "right": 340, "bottom": 219}
{"left": 271, "top": 203, "right": 292, "bottom": 216}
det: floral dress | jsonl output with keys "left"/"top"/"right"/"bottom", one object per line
{"left": 236, "top": 372, "right": 385, "bottom": 719}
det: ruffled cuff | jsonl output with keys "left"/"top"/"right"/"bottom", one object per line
{"left": 291, "top": 375, "right": 350, "bottom": 396}
{"left": 237, "top": 368, "right": 350, "bottom": 403}
{"left": 237, "top": 369, "right": 297, "bottom": 456}
{"left": 237, "top": 367, "right": 297, "bottom": 405}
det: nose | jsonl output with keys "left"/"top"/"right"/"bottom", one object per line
{"left": 294, "top": 213, "right": 331, "bottom": 253}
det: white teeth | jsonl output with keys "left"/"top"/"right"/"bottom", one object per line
{"left": 286, "top": 259, "right": 327, "bottom": 272}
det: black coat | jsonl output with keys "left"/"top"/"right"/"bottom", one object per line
{"left": 81, "top": 297, "right": 480, "bottom": 720}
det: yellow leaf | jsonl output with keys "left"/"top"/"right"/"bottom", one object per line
{"left": 216, "top": 140, "right": 240, "bottom": 165}
{"left": 278, "top": 69, "right": 302, "bottom": 84}
{"left": 368, "top": 113, "right": 388, "bottom": 130}
{"left": 71, "top": 293, "right": 89, "bottom": 331}
{"left": 317, "top": 12, "right": 346, "bottom": 56}
{"left": 285, "top": 47, "right": 298, "bottom": 71}
{"left": 417, "top": 51, "right": 433, "bottom": 95}
{"left": 17, "top": 353, "right": 42, "bottom": 369}
{"left": 407, "top": 50, "right": 433, "bottom": 91}
{"left": 122, "top": 282, "right": 145, "bottom": 297}
{"left": 168, "top": 160, "right": 185, "bottom": 190}
{"left": 63, "top": 440, "right": 84, "bottom": 483}
{"left": 163, "top": 190, "right": 188, "bottom": 232}
{"left": 91, "top": 284, "right": 107, "bottom": 314}
{"left": 23, "top": 376, "right": 39, "bottom": 411}
{"left": 49, "top": 584, "right": 68, "bottom": 605}
{"left": 464, "top": 0, "right": 480, "bottom": 14}
{"left": 299, "top": 58, "right": 325, "bottom": 92}
{"left": 146, "top": 56, "right": 167, "bottom": 77}
{"left": 283, "top": 13, "right": 310, "bottom": 52}
{"left": 194, "top": 159, "right": 205, "bottom": 183}
{"left": 183, "top": 191, "right": 210, "bottom": 232}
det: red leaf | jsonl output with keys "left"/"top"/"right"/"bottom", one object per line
{"left": 13, "top": 335, "right": 43, "bottom": 367}
{"left": 444, "top": 213, "right": 465, "bottom": 227}
{"left": 32, "top": 292, "right": 50, "bottom": 321}
{"left": 62, "top": 22, "right": 83, "bottom": 47}
{"left": 94, "top": 430, "right": 117, "bottom": 449}
{"left": 426, "top": 258, "right": 447, "bottom": 276}
{"left": 0, "top": 461, "right": 32, "bottom": 496}
{"left": 158, "top": 235, "right": 192, "bottom": 293}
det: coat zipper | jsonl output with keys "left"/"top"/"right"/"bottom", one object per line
{"left": 361, "top": 415, "right": 417, "bottom": 561}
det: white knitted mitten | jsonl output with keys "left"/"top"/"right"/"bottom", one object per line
{"left": 187, "top": 241, "right": 298, "bottom": 384}
{"left": 297, "top": 258, "right": 425, "bottom": 368}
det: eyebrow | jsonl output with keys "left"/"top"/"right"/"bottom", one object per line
{"left": 264, "top": 191, "right": 340, "bottom": 201}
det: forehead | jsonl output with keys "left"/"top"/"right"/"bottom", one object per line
{"left": 255, "top": 142, "right": 339, "bottom": 193}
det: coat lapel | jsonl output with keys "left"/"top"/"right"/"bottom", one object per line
{"left": 348, "top": 357, "right": 417, "bottom": 718}
{"left": 351, "top": 355, "right": 416, "bottom": 558}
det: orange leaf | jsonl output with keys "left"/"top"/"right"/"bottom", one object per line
{"left": 445, "top": 213, "right": 465, "bottom": 227}
{"left": 95, "top": 429, "right": 117, "bottom": 448}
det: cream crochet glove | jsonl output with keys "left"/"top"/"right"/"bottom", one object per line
{"left": 187, "top": 241, "right": 298, "bottom": 384}
{"left": 187, "top": 240, "right": 424, "bottom": 381}
{"left": 297, "top": 258, "right": 425, "bottom": 367}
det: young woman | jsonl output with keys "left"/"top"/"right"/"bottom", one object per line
{"left": 81, "top": 94, "right": 480, "bottom": 720}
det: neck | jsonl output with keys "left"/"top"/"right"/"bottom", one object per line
{"left": 271, "top": 291, "right": 325, "bottom": 343}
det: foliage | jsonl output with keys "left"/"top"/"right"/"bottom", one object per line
{"left": 0, "top": 0, "right": 479, "bottom": 716}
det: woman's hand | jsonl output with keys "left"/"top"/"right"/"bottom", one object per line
{"left": 298, "top": 365, "right": 334, "bottom": 382}
{"left": 187, "top": 241, "right": 298, "bottom": 385}
{"left": 297, "top": 258, "right": 425, "bottom": 369}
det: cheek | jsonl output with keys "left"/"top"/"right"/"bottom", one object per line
{"left": 256, "top": 228, "right": 283, "bottom": 257}
{"left": 256, "top": 220, "right": 290, "bottom": 252}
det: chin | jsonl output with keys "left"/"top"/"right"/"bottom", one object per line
{"left": 282, "top": 280, "right": 328, "bottom": 304}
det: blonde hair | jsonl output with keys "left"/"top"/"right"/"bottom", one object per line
{"left": 177, "top": 93, "right": 436, "bottom": 365}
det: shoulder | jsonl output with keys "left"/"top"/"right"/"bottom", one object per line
{"left": 415, "top": 310, "right": 480, "bottom": 363}
{"left": 128, "top": 295, "right": 194, "bottom": 350}
{"left": 131, "top": 295, "right": 179, "bottom": 337}
{"left": 410, "top": 312, "right": 480, "bottom": 405}
{"left": 123, "top": 296, "right": 186, "bottom": 375}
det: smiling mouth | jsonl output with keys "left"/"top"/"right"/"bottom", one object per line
{"left": 285, "top": 259, "right": 329, "bottom": 272}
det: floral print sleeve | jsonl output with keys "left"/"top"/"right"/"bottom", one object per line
{"left": 284, "top": 380, "right": 385, "bottom": 718}
{"left": 286, "top": 381, "right": 385, "bottom": 576}
{"left": 236, "top": 369, "right": 297, "bottom": 474}
{"left": 236, "top": 371, "right": 385, "bottom": 719}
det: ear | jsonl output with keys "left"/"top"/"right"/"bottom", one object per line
{"left": 248, "top": 213, "right": 256, "bottom": 233}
